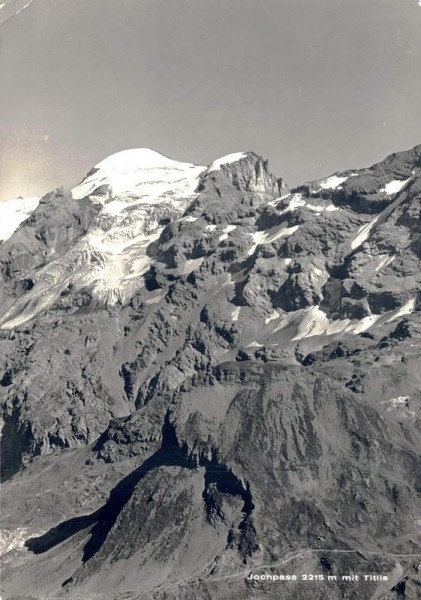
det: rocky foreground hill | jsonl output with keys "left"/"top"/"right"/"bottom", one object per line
{"left": 0, "top": 146, "right": 420, "bottom": 600}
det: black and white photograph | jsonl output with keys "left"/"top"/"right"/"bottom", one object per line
{"left": 1, "top": 1, "right": 421, "bottom": 599}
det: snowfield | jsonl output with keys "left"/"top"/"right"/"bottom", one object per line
{"left": 206, "top": 152, "right": 247, "bottom": 173}
{"left": 0, "top": 196, "right": 40, "bottom": 241}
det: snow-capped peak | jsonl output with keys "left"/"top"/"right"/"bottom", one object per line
{"left": 95, "top": 148, "right": 191, "bottom": 170}
{"left": 72, "top": 148, "right": 206, "bottom": 204}
{"left": 1, "top": 150, "right": 208, "bottom": 328}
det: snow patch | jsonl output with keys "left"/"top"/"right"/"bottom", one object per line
{"left": 206, "top": 224, "right": 217, "bottom": 231}
{"left": 265, "top": 310, "right": 280, "bottom": 324}
{"left": 219, "top": 224, "right": 237, "bottom": 241}
{"left": 380, "top": 177, "right": 411, "bottom": 195}
{"left": 231, "top": 306, "right": 241, "bottom": 321}
{"left": 280, "top": 194, "right": 339, "bottom": 214}
{"left": 247, "top": 341, "right": 264, "bottom": 348}
{"left": 288, "top": 306, "right": 381, "bottom": 341}
{"left": 319, "top": 175, "right": 348, "bottom": 190}
{"left": 310, "top": 266, "right": 329, "bottom": 288}
{"left": 0, "top": 196, "right": 40, "bottom": 241}
{"left": 269, "top": 297, "right": 417, "bottom": 342}
{"left": 144, "top": 291, "right": 166, "bottom": 305}
{"left": 381, "top": 396, "right": 413, "bottom": 413}
{"left": 178, "top": 257, "right": 204, "bottom": 275}
{"left": 374, "top": 254, "right": 395, "bottom": 273}
{"left": 280, "top": 194, "right": 306, "bottom": 212}
{"left": 382, "top": 396, "right": 410, "bottom": 410}
{"left": 350, "top": 216, "right": 380, "bottom": 250}
{"left": 248, "top": 224, "right": 299, "bottom": 255}
{"left": 385, "top": 297, "right": 416, "bottom": 322}
{"left": 268, "top": 193, "right": 291, "bottom": 206}
{"left": 207, "top": 152, "right": 247, "bottom": 173}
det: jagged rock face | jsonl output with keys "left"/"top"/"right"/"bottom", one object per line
{"left": 1, "top": 146, "right": 420, "bottom": 600}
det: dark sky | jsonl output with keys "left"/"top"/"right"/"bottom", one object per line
{"left": 1, "top": 0, "right": 421, "bottom": 200}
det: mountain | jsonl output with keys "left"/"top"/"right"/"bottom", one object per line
{"left": 1, "top": 145, "right": 420, "bottom": 600}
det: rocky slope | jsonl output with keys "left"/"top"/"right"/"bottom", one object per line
{"left": 0, "top": 145, "right": 420, "bottom": 600}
